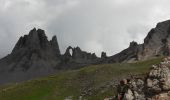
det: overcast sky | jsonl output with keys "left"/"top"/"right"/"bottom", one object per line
{"left": 0, "top": 0, "right": 170, "bottom": 58}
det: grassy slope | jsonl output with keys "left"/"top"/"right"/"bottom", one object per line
{"left": 0, "top": 58, "right": 163, "bottom": 100}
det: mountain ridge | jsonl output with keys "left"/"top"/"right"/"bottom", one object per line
{"left": 106, "top": 19, "right": 170, "bottom": 63}
{"left": 1, "top": 19, "right": 170, "bottom": 84}
{"left": 0, "top": 28, "right": 101, "bottom": 84}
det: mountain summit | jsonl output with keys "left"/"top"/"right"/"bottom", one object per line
{"left": 13, "top": 28, "right": 60, "bottom": 56}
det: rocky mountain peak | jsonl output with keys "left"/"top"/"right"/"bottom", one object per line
{"left": 2, "top": 28, "right": 61, "bottom": 76}
{"left": 12, "top": 28, "right": 61, "bottom": 55}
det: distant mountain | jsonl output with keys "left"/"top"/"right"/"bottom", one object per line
{"left": 1, "top": 19, "right": 170, "bottom": 84}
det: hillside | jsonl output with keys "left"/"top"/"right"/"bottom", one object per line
{"left": 0, "top": 57, "right": 163, "bottom": 100}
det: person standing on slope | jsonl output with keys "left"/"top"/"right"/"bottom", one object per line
{"left": 116, "top": 79, "right": 129, "bottom": 100}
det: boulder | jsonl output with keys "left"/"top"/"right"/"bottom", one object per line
{"left": 121, "top": 57, "right": 170, "bottom": 100}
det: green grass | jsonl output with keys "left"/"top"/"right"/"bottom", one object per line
{"left": 0, "top": 57, "right": 163, "bottom": 100}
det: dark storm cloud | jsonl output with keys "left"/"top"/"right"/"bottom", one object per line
{"left": 1, "top": 0, "right": 170, "bottom": 58}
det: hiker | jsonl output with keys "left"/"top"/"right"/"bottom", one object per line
{"left": 116, "top": 79, "right": 129, "bottom": 100}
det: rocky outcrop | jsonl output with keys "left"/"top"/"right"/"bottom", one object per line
{"left": 61, "top": 46, "right": 99, "bottom": 68}
{"left": 122, "top": 57, "right": 170, "bottom": 100}
{"left": 145, "top": 58, "right": 170, "bottom": 99}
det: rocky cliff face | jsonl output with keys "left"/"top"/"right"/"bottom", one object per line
{"left": 107, "top": 20, "right": 170, "bottom": 63}
{"left": 142, "top": 20, "right": 170, "bottom": 59}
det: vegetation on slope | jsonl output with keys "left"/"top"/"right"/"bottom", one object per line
{"left": 0, "top": 57, "right": 163, "bottom": 100}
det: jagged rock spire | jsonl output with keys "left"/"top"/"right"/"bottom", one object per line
{"left": 12, "top": 28, "right": 61, "bottom": 56}
{"left": 9, "top": 28, "right": 62, "bottom": 72}
{"left": 51, "top": 35, "right": 61, "bottom": 56}
{"left": 101, "top": 52, "right": 107, "bottom": 58}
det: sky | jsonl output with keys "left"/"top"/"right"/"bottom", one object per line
{"left": 1, "top": 0, "right": 170, "bottom": 58}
